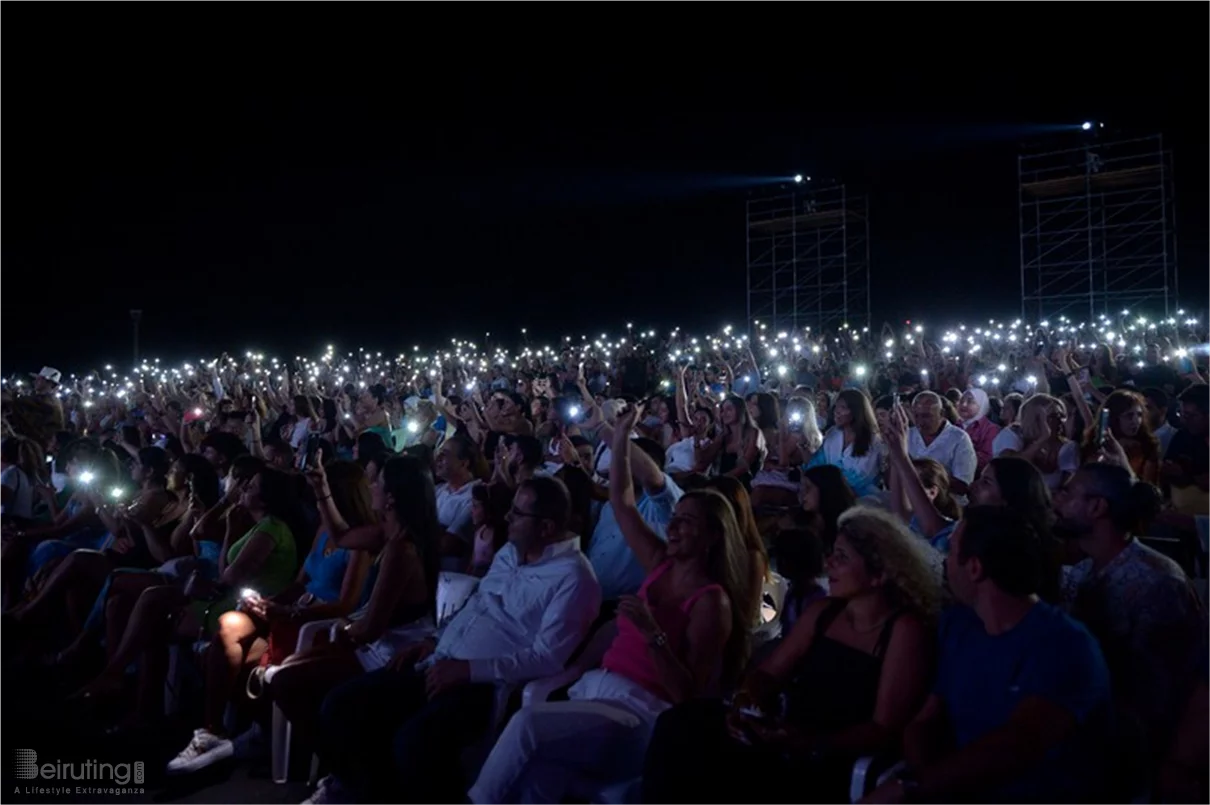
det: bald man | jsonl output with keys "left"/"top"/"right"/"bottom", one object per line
{"left": 909, "top": 391, "right": 977, "bottom": 495}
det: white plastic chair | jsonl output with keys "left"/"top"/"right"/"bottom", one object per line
{"left": 849, "top": 756, "right": 905, "bottom": 802}
{"left": 265, "top": 617, "right": 344, "bottom": 784}
{"left": 753, "top": 572, "right": 790, "bottom": 644}
{"left": 519, "top": 622, "right": 639, "bottom": 804}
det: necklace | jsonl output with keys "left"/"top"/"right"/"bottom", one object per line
{"left": 844, "top": 609, "right": 893, "bottom": 634}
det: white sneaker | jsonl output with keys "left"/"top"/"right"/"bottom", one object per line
{"left": 302, "top": 774, "right": 355, "bottom": 804}
{"left": 165, "top": 728, "right": 234, "bottom": 774}
{"left": 231, "top": 722, "right": 267, "bottom": 760}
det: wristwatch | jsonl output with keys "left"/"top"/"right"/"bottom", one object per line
{"left": 649, "top": 631, "right": 668, "bottom": 649}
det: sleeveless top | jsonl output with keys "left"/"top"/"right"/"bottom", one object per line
{"left": 781, "top": 598, "right": 903, "bottom": 733}
{"left": 192, "top": 515, "right": 298, "bottom": 633}
{"left": 303, "top": 531, "right": 352, "bottom": 603}
{"left": 601, "top": 560, "right": 725, "bottom": 702}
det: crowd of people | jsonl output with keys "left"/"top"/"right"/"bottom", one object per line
{"left": 1, "top": 309, "right": 1207, "bottom": 804}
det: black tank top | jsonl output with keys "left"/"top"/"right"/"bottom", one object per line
{"left": 781, "top": 598, "right": 903, "bottom": 733}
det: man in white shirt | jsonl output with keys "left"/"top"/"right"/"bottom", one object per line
{"left": 435, "top": 435, "right": 482, "bottom": 570}
{"left": 909, "top": 392, "right": 978, "bottom": 495}
{"left": 310, "top": 476, "right": 601, "bottom": 804}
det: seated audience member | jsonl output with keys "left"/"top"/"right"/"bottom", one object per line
{"left": 587, "top": 409, "right": 683, "bottom": 605}
{"left": 308, "top": 476, "right": 600, "bottom": 804}
{"left": 957, "top": 388, "right": 1000, "bottom": 476}
{"left": 493, "top": 433, "right": 544, "bottom": 488}
{"left": 702, "top": 474, "right": 767, "bottom": 627}
{"left": 805, "top": 389, "right": 884, "bottom": 498}
{"left": 1141, "top": 387, "right": 1176, "bottom": 457}
{"left": 779, "top": 464, "right": 858, "bottom": 551}
{"left": 991, "top": 392, "right": 1024, "bottom": 453}
{"left": 433, "top": 435, "right": 484, "bottom": 570}
{"left": 750, "top": 394, "right": 821, "bottom": 509}
{"left": 768, "top": 527, "right": 827, "bottom": 635}
{"left": 906, "top": 392, "right": 977, "bottom": 496}
{"left": 693, "top": 394, "right": 764, "bottom": 487}
{"left": 69, "top": 467, "right": 302, "bottom": 727}
{"left": 1056, "top": 464, "right": 1204, "bottom": 760}
{"left": 267, "top": 455, "right": 438, "bottom": 747}
{"left": 467, "top": 481, "right": 510, "bottom": 576}
{"left": 1162, "top": 383, "right": 1208, "bottom": 515}
{"left": 862, "top": 506, "right": 1112, "bottom": 803}
{"left": 967, "top": 455, "right": 1062, "bottom": 603}
{"left": 468, "top": 409, "right": 752, "bottom": 803}
{"left": 998, "top": 393, "right": 1079, "bottom": 492}
{"left": 1080, "top": 389, "right": 1161, "bottom": 485}
{"left": 643, "top": 507, "right": 939, "bottom": 805}
{"left": 2, "top": 443, "right": 123, "bottom": 601}
{"left": 9, "top": 454, "right": 220, "bottom": 662}
{"left": 165, "top": 460, "right": 377, "bottom": 773}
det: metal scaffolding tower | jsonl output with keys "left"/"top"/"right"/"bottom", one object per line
{"left": 746, "top": 183, "right": 870, "bottom": 336}
{"left": 1019, "top": 134, "right": 1177, "bottom": 322}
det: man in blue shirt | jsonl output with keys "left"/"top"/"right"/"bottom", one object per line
{"left": 587, "top": 433, "right": 682, "bottom": 602}
{"left": 864, "top": 506, "right": 1112, "bottom": 803}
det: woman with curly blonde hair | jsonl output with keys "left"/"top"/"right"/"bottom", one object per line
{"left": 643, "top": 506, "right": 942, "bottom": 805}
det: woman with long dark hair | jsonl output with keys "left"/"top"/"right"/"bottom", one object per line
{"left": 805, "top": 388, "right": 883, "bottom": 497}
{"left": 695, "top": 394, "right": 764, "bottom": 486}
{"left": 266, "top": 455, "right": 439, "bottom": 750}
{"left": 165, "top": 460, "right": 378, "bottom": 774}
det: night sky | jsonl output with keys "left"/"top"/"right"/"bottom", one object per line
{"left": 5, "top": 5, "right": 1207, "bottom": 373}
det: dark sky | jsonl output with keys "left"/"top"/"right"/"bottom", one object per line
{"left": 5, "top": 5, "right": 1207, "bottom": 373}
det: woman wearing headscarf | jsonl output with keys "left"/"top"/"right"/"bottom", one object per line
{"left": 956, "top": 388, "right": 1000, "bottom": 477}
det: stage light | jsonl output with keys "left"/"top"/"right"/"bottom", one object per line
{"left": 793, "top": 174, "right": 803, "bottom": 183}
{"left": 1081, "top": 121, "right": 1092, "bottom": 131}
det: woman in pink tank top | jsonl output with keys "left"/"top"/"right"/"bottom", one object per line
{"left": 469, "top": 405, "right": 755, "bottom": 804}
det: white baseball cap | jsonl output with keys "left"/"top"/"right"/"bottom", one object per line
{"left": 32, "top": 366, "right": 62, "bottom": 386}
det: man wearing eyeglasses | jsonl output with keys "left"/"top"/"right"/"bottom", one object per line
{"left": 311, "top": 476, "right": 601, "bottom": 804}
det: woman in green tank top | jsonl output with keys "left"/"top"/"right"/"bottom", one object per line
{"left": 69, "top": 466, "right": 302, "bottom": 723}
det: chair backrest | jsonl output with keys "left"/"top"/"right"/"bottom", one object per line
{"left": 760, "top": 572, "right": 789, "bottom": 624}
{"left": 437, "top": 571, "right": 479, "bottom": 627}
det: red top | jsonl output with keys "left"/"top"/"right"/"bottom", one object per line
{"left": 600, "top": 560, "right": 725, "bottom": 702}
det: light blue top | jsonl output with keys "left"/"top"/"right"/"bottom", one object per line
{"left": 303, "top": 531, "right": 352, "bottom": 603}
{"left": 587, "top": 474, "right": 683, "bottom": 600}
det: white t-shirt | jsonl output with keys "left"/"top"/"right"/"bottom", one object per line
{"left": 992, "top": 426, "right": 1023, "bottom": 458}
{"left": 664, "top": 437, "right": 698, "bottom": 474}
{"left": 436, "top": 479, "right": 479, "bottom": 544}
{"left": 1, "top": 465, "right": 36, "bottom": 520}
{"left": 989, "top": 428, "right": 1079, "bottom": 490}
{"left": 290, "top": 418, "right": 313, "bottom": 450}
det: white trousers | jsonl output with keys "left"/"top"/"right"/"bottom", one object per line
{"left": 468, "top": 669, "right": 669, "bottom": 804}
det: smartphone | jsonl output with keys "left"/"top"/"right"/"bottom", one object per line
{"left": 300, "top": 433, "right": 322, "bottom": 470}
{"left": 789, "top": 409, "right": 804, "bottom": 431}
{"left": 1096, "top": 408, "right": 1110, "bottom": 447}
